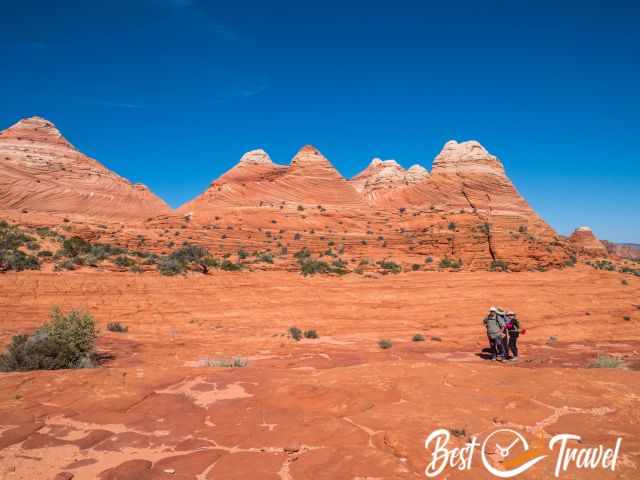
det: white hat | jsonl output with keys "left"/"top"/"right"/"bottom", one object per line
{"left": 489, "top": 306, "right": 497, "bottom": 312}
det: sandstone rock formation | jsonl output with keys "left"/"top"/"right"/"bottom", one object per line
{"left": 0, "top": 115, "right": 573, "bottom": 271}
{"left": 569, "top": 226, "right": 608, "bottom": 256}
{"left": 180, "top": 144, "right": 366, "bottom": 215}
{"left": 602, "top": 241, "right": 640, "bottom": 260}
{"left": 0, "top": 116, "right": 170, "bottom": 221}
{"left": 350, "top": 158, "right": 429, "bottom": 201}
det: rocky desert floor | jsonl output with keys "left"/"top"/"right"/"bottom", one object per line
{"left": 0, "top": 266, "right": 639, "bottom": 479}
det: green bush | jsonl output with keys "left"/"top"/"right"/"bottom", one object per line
{"left": 439, "top": 257, "right": 462, "bottom": 270}
{"left": 113, "top": 256, "right": 135, "bottom": 268}
{"left": 62, "top": 237, "right": 91, "bottom": 257}
{"left": 158, "top": 256, "right": 185, "bottom": 276}
{"left": 107, "top": 322, "right": 128, "bottom": 333}
{"left": 220, "top": 260, "right": 243, "bottom": 271}
{"left": 412, "top": 264, "right": 421, "bottom": 271}
{"left": 378, "top": 259, "right": 401, "bottom": 274}
{"left": 38, "top": 250, "right": 53, "bottom": 258}
{"left": 412, "top": 334, "right": 425, "bottom": 342}
{"left": 378, "top": 339, "right": 393, "bottom": 349}
{"left": 0, "top": 308, "right": 98, "bottom": 372}
{"left": 289, "top": 326, "right": 303, "bottom": 341}
{"left": 257, "top": 252, "right": 274, "bottom": 263}
{"left": 300, "top": 259, "right": 330, "bottom": 276}
{"left": 588, "top": 260, "right": 615, "bottom": 271}
{"left": 0, "top": 250, "right": 40, "bottom": 272}
{"left": 591, "top": 355, "right": 624, "bottom": 369}
{"left": 304, "top": 329, "right": 319, "bottom": 339}
{"left": 448, "top": 222, "right": 456, "bottom": 231}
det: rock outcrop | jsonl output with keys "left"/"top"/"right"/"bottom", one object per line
{"left": 180, "top": 145, "right": 366, "bottom": 215}
{"left": 0, "top": 116, "right": 170, "bottom": 221}
{"left": 569, "top": 227, "right": 608, "bottom": 256}
{"left": 602, "top": 241, "right": 640, "bottom": 260}
{"left": 0, "top": 115, "right": 573, "bottom": 271}
{"left": 350, "top": 158, "right": 429, "bottom": 201}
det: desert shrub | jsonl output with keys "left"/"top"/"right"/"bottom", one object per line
{"left": 130, "top": 265, "right": 143, "bottom": 273}
{"left": 113, "top": 256, "right": 135, "bottom": 268}
{"left": 589, "top": 260, "right": 615, "bottom": 271}
{"left": 297, "top": 205, "right": 304, "bottom": 211}
{"left": 293, "top": 233, "right": 302, "bottom": 241}
{"left": 38, "top": 250, "right": 53, "bottom": 258}
{"left": 158, "top": 256, "right": 185, "bottom": 276}
{"left": 412, "top": 264, "right": 421, "bottom": 271}
{"left": 623, "top": 315, "right": 631, "bottom": 321}
{"left": 518, "top": 225, "right": 528, "bottom": 234}
{"left": 0, "top": 250, "right": 40, "bottom": 272}
{"left": 0, "top": 221, "right": 34, "bottom": 250}
{"left": 330, "top": 259, "right": 349, "bottom": 275}
{"left": 620, "top": 266, "right": 640, "bottom": 277}
{"left": 0, "top": 308, "right": 97, "bottom": 372}
{"left": 62, "top": 236, "right": 91, "bottom": 257}
{"left": 563, "top": 255, "right": 577, "bottom": 267}
{"left": 300, "top": 259, "right": 330, "bottom": 276}
{"left": 26, "top": 241, "right": 40, "bottom": 251}
{"left": 479, "top": 223, "right": 491, "bottom": 235}
{"left": 412, "top": 334, "right": 425, "bottom": 342}
{"left": 257, "top": 252, "right": 274, "bottom": 263}
{"left": 288, "top": 326, "right": 303, "bottom": 341}
{"left": 107, "top": 322, "right": 128, "bottom": 333}
{"left": 591, "top": 355, "right": 624, "bottom": 369}
{"left": 490, "top": 259, "right": 508, "bottom": 272}
{"left": 378, "top": 339, "right": 393, "bottom": 349}
{"left": 378, "top": 259, "right": 401, "bottom": 274}
{"left": 159, "top": 244, "right": 220, "bottom": 274}
{"left": 238, "top": 249, "right": 248, "bottom": 259}
{"left": 425, "top": 256, "right": 433, "bottom": 264}
{"left": 622, "top": 279, "right": 629, "bottom": 286}
{"left": 448, "top": 222, "right": 456, "bottom": 231}
{"left": 55, "top": 259, "right": 76, "bottom": 271}
{"left": 439, "top": 257, "right": 462, "bottom": 270}
{"left": 304, "top": 329, "right": 319, "bottom": 339}
{"left": 220, "top": 260, "right": 243, "bottom": 271}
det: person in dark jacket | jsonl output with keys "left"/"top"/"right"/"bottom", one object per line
{"left": 505, "top": 311, "right": 521, "bottom": 360}
{"left": 483, "top": 307, "right": 506, "bottom": 361}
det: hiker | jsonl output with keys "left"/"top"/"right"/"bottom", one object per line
{"left": 496, "top": 307, "right": 509, "bottom": 355}
{"left": 483, "top": 307, "right": 506, "bottom": 361}
{"left": 505, "top": 311, "right": 521, "bottom": 360}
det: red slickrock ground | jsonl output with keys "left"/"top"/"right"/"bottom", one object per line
{"left": 0, "top": 268, "right": 639, "bottom": 479}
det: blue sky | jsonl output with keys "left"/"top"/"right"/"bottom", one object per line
{"left": 1, "top": 0, "right": 638, "bottom": 242}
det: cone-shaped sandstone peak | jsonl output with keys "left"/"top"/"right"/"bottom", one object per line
{"left": 0, "top": 116, "right": 171, "bottom": 220}
{"left": 569, "top": 226, "right": 608, "bottom": 256}
{"left": 0, "top": 115, "right": 74, "bottom": 148}
{"left": 288, "top": 144, "right": 345, "bottom": 179}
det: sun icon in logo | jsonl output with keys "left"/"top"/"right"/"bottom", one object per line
{"left": 481, "top": 429, "right": 547, "bottom": 478}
